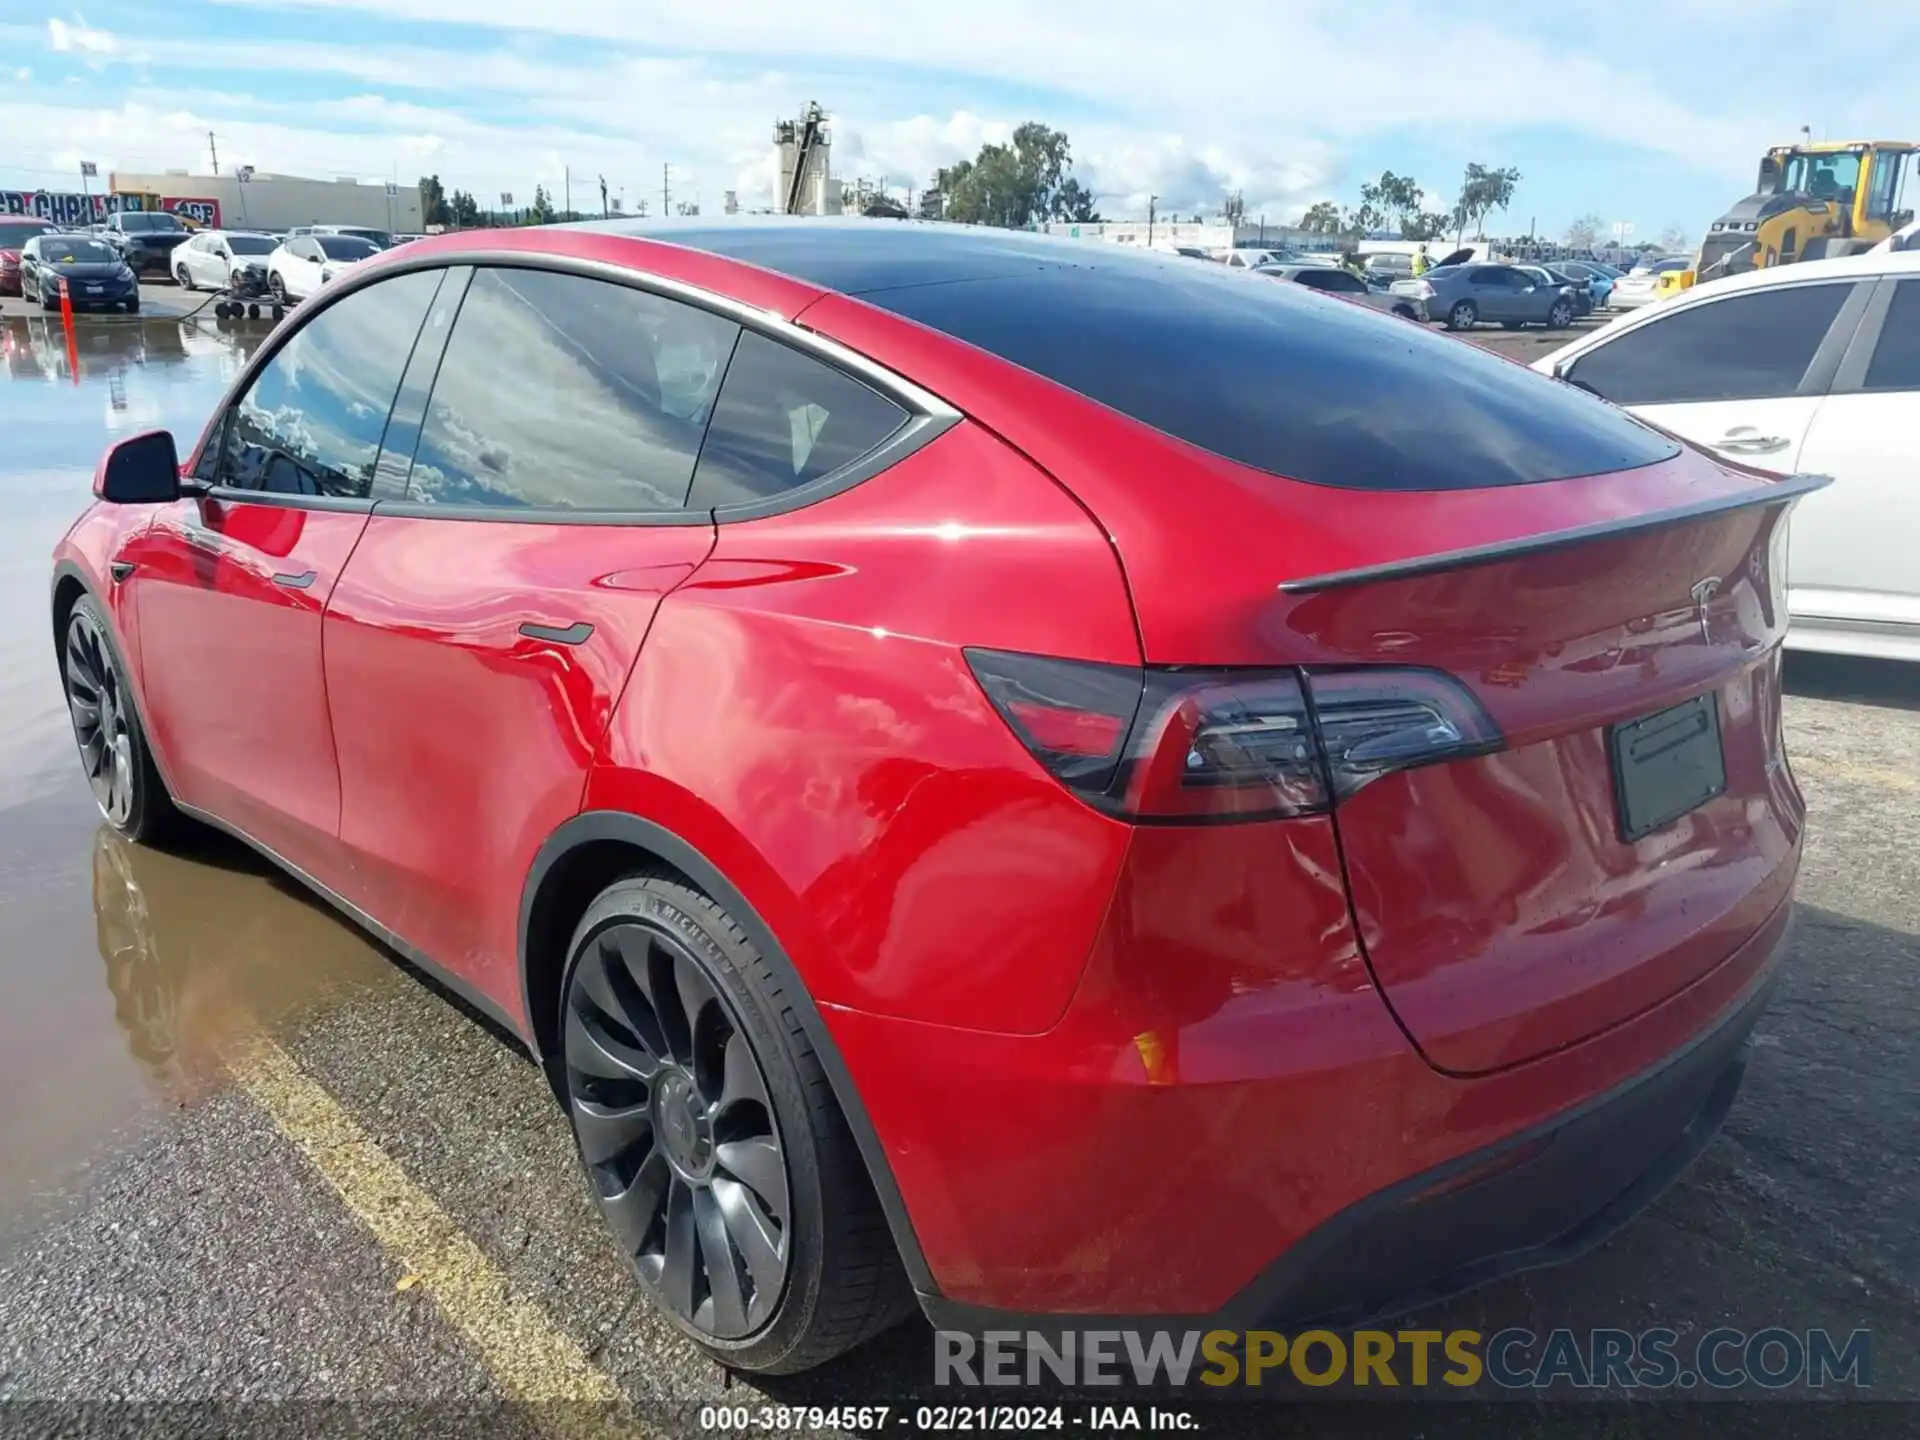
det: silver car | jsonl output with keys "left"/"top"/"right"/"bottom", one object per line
{"left": 1254, "top": 263, "right": 1422, "bottom": 319}
{"left": 1390, "top": 262, "right": 1578, "bottom": 330}
{"left": 1608, "top": 256, "right": 1693, "bottom": 310}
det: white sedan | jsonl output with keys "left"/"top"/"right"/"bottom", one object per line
{"left": 1536, "top": 248, "right": 1920, "bottom": 663}
{"left": 1607, "top": 256, "right": 1692, "bottom": 309}
{"left": 172, "top": 230, "right": 279, "bottom": 291}
{"left": 267, "top": 233, "right": 380, "bottom": 302}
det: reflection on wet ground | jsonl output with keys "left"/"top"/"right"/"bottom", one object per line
{"left": 0, "top": 316, "right": 288, "bottom": 1229}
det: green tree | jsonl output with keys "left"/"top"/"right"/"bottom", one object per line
{"left": 1404, "top": 211, "right": 1451, "bottom": 241}
{"left": 1051, "top": 177, "right": 1102, "bottom": 223}
{"left": 1451, "top": 162, "right": 1522, "bottom": 241}
{"left": 943, "top": 122, "right": 1091, "bottom": 229}
{"left": 527, "top": 184, "right": 556, "bottom": 225}
{"left": 447, "top": 189, "right": 480, "bottom": 228}
{"left": 1299, "top": 200, "right": 1342, "bottom": 235}
{"left": 418, "top": 174, "right": 448, "bottom": 229}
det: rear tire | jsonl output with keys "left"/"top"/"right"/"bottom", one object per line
{"left": 62, "top": 596, "right": 177, "bottom": 843}
{"left": 1446, "top": 299, "right": 1477, "bottom": 330}
{"left": 174, "top": 265, "right": 193, "bottom": 291}
{"left": 557, "top": 873, "right": 911, "bottom": 1374}
{"left": 1548, "top": 299, "right": 1574, "bottom": 329}
{"left": 269, "top": 273, "right": 288, "bottom": 305}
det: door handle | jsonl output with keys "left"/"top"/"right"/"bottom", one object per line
{"left": 1711, "top": 429, "right": 1790, "bottom": 455}
{"left": 518, "top": 621, "right": 594, "bottom": 645}
{"left": 272, "top": 570, "right": 317, "bottom": 590}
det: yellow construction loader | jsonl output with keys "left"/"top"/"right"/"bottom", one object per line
{"left": 1663, "top": 140, "right": 1918, "bottom": 296}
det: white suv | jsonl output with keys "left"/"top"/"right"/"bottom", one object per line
{"left": 1536, "top": 250, "right": 1920, "bottom": 662}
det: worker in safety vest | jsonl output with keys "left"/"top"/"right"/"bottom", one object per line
{"left": 1411, "top": 245, "right": 1430, "bottom": 277}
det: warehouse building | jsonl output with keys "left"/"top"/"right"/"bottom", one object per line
{"left": 107, "top": 170, "right": 424, "bottom": 233}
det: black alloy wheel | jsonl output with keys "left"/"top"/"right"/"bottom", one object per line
{"left": 65, "top": 605, "right": 139, "bottom": 830}
{"left": 564, "top": 912, "right": 792, "bottom": 1339}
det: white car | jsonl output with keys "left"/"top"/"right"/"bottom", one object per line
{"left": 1535, "top": 249, "right": 1920, "bottom": 662}
{"left": 1607, "top": 256, "right": 1692, "bottom": 309}
{"left": 171, "top": 230, "right": 279, "bottom": 291}
{"left": 267, "top": 233, "right": 381, "bottom": 302}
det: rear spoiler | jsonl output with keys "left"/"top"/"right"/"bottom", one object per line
{"left": 1279, "top": 473, "right": 1831, "bottom": 595}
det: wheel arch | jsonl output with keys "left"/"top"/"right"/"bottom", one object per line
{"left": 517, "top": 808, "right": 937, "bottom": 1294}
{"left": 51, "top": 558, "right": 182, "bottom": 799}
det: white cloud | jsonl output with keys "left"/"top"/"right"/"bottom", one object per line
{"left": 12, "top": 67, "right": 28, "bottom": 82}
{"left": 46, "top": 16, "right": 115, "bottom": 55}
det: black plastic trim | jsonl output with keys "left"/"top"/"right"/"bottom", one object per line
{"left": 371, "top": 499, "right": 715, "bottom": 528}
{"left": 1827, "top": 275, "right": 1900, "bottom": 395}
{"left": 199, "top": 485, "right": 375, "bottom": 515}
{"left": 706, "top": 409, "right": 959, "bottom": 523}
{"left": 920, "top": 948, "right": 1783, "bottom": 1337}
{"left": 517, "top": 809, "right": 936, "bottom": 1293}
{"left": 108, "top": 561, "right": 135, "bottom": 583}
{"left": 174, "top": 799, "right": 531, "bottom": 1046}
{"left": 518, "top": 620, "right": 593, "bottom": 645}
{"left": 1278, "top": 472, "right": 1833, "bottom": 594}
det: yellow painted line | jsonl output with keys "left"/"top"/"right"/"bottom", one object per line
{"left": 230, "top": 1037, "right": 640, "bottom": 1437}
{"left": 1792, "top": 754, "right": 1920, "bottom": 795}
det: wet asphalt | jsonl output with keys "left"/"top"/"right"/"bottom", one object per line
{"left": 0, "top": 314, "right": 1914, "bottom": 1438}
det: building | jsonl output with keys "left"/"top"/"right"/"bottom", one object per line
{"left": 773, "top": 104, "right": 843, "bottom": 216}
{"left": 1038, "top": 219, "right": 1331, "bottom": 255}
{"left": 106, "top": 170, "right": 424, "bottom": 233}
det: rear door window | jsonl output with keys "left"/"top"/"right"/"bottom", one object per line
{"left": 1566, "top": 282, "right": 1856, "bottom": 405}
{"left": 220, "top": 269, "right": 443, "bottom": 500}
{"left": 1863, "top": 280, "right": 1920, "bottom": 391}
{"left": 862, "top": 258, "right": 1677, "bottom": 491}
{"left": 688, "top": 332, "right": 909, "bottom": 509}
{"left": 407, "top": 267, "right": 738, "bottom": 513}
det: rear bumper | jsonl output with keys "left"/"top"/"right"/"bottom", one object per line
{"left": 920, "top": 933, "right": 1780, "bottom": 1336}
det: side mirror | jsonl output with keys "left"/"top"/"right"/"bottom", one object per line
{"left": 94, "top": 430, "right": 182, "bottom": 505}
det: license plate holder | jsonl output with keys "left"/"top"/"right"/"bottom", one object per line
{"left": 1610, "top": 693, "right": 1726, "bottom": 842}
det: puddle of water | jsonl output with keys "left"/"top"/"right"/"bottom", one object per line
{"left": 0, "top": 315, "right": 403, "bottom": 1233}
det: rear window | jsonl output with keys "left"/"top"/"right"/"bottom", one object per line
{"left": 317, "top": 236, "right": 378, "bottom": 260}
{"left": 864, "top": 261, "right": 1678, "bottom": 490}
{"left": 0, "top": 220, "right": 52, "bottom": 247}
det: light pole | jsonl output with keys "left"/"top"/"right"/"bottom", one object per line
{"left": 1147, "top": 194, "right": 1158, "bottom": 247}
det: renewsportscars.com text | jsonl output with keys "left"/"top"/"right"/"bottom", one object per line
{"left": 934, "top": 1327, "right": 1871, "bottom": 1391}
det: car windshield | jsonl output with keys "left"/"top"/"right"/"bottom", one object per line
{"left": 119, "top": 213, "right": 185, "bottom": 233}
{"left": 317, "top": 236, "right": 379, "bottom": 260}
{"left": 226, "top": 235, "right": 276, "bottom": 255}
{"left": 0, "top": 220, "right": 51, "bottom": 247}
{"left": 42, "top": 238, "right": 118, "bottom": 264}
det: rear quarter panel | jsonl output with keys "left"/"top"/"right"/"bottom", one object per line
{"left": 586, "top": 421, "right": 1141, "bottom": 1035}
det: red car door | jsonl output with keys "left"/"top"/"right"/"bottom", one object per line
{"left": 129, "top": 267, "right": 448, "bottom": 883}
{"left": 321, "top": 265, "right": 729, "bottom": 1011}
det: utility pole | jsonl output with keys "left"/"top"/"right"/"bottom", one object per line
{"left": 1147, "top": 194, "right": 1158, "bottom": 247}
{"left": 598, "top": 174, "right": 609, "bottom": 220}
{"left": 663, "top": 163, "right": 672, "bottom": 217}
{"left": 207, "top": 131, "right": 220, "bottom": 175}
{"left": 565, "top": 166, "right": 571, "bottom": 220}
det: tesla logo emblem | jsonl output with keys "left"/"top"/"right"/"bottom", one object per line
{"left": 1690, "top": 577, "right": 1722, "bottom": 643}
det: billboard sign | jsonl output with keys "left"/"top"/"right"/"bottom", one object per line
{"left": 0, "top": 191, "right": 222, "bottom": 227}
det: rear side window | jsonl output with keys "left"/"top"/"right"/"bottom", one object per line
{"left": 1297, "top": 269, "right": 1364, "bottom": 295}
{"left": 408, "top": 267, "right": 739, "bottom": 513}
{"left": 688, "top": 333, "right": 908, "bottom": 509}
{"left": 1864, "top": 280, "right": 1920, "bottom": 391}
{"left": 220, "top": 269, "right": 443, "bottom": 499}
{"left": 864, "top": 261, "right": 1677, "bottom": 491}
{"left": 1567, "top": 282, "right": 1854, "bottom": 405}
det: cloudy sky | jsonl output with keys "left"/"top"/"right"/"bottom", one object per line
{"left": 0, "top": 1, "right": 1910, "bottom": 240}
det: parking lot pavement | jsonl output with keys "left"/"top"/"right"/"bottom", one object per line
{"left": 0, "top": 279, "right": 220, "bottom": 322}
{"left": 1465, "top": 313, "right": 1608, "bottom": 362}
{"left": 2, "top": 316, "right": 1914, "bottom": 1437}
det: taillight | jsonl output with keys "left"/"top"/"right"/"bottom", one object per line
{"left": 966, "top": 650, "right": 1503, "bottom": 822}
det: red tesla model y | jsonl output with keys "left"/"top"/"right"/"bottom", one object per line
{"left": 51, "top": 221, "right": 1815, "bottom": 1372}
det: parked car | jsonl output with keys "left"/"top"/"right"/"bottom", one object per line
{"left": 1363, "top": 252, "right": 1414, "bottom": 284}
{"left": 301, "top": 223, "right": 395, "bottom": 250}
{"left": 1555, "top": 260, "right": 1619, "bottom": 309}
{"left": 1537, "top": 248, "right": 1920, "bottom": 662}
{"left": 18, "top": 233, "right": 139, "bottom": 312}
{"left": 1609, "top": 256, "right": 1693, "bottom": 310}
{"left": 100, "top": 211, "right": 193, "bottom": 278}
{"left": 1391, "top": 262, "right": 1577, "bottom": 329}
{"left": 267, "top": 233, "right": 380, "bottom": 301}
{"left": 1516, "top": 264, "right": 1595, "bottom": 318}
{"left": 0, "top": 216, "right": 56, "bottom": 296}
{"left": 54, "top": 222, "right": 1805, "bottom": 1374}
{"left": 1221, "top": 248, "right": 1296, "bottom": 270}
{"left": 172, "top": 230, "right": 279, "bottom": 292}
{"left": 1158, "top": 244, "right": 1217, "bottom": 260}
{"left": 1255, "top": 261, "right": 1421, "bottom": 318}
